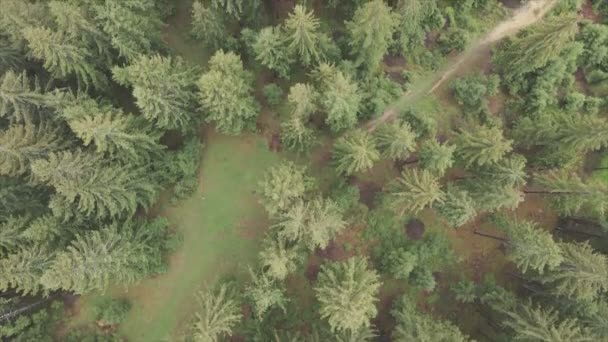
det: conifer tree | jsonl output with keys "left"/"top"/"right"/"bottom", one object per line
{"left": 0, "top": 245, "right": 52, "bottom": 295}
{"left": 533, "top": 172, "right": 608, "bottom": 220}
{"left": 392, "top": 296, "right": 470, "bottom": 342}
{"left": 0, "top": 123, "right": 67, "bottom": 177}
{"left": 281, "top": 83, "right": 317, "bottom": 151}
{"left": 48, "top": 1, "right": 112, "bottom": 63}
{"left": 0, "top": 215, "right": 29, "bottom": 256}
{"left": 0, "top": 71, "right": 53, "bottom": 122}
{"left": 211, "top": 0, "right": 259, "bottom": 19}
{"left": 436, "top": 186, "right": 477, "bottom": 228}
{"left": 466, "top": 183, "right": 524, "bottom": 212}
{"left": 92, "top": 0, "right": 163, "bottom": 61}
{"left": 288, "top": 83, "right": 317, "bottom": 118}
{"left": 31, "top": 151, "right": 157, "bottom": 219}
{"left": 23, "top": 27, "right": 106, "bottom": 90}
{"left": 321, "top": 70, "right": 361, "bottom": 132}
{"left": 246, "top": 268, "right": 287, "bottom": 318}
{"left": 0, "top": 0, "right": 48, "bottom": 45}
{"left": 189, "top": 285, "right": 241, "bottom": 342}
{"left": 418, "top": 139, "right": 455, "bottom": 176}
{"left": 0, "top": 176, "right": 46, "bottom": 219}
{"left": 374, "top": 120, "right": 417, "bottom": 161}
{"left": 284, "top": 5, "right": 328, "bottom": 66}
{"left": 333, "top": 130, "right": 379, "bottom": 175}
{"left": 494, "top": 217, "right": 563, "bottom": 274}
{"left": 315, "top": 257, "right": 381, "bottom": 333}
{"left": 259, "top": 238, "right": 301, "bottom": 281}
{"left": 540, "top": 242, "right": 608, "bottom": 301}
{"left": 198, "top": 51, "right": 260, "bottom": 134}
{"left": 258, "top": 162, "right": 314, "bottom": 217}
{"left": 253, "top": 27, "right": 292, "bottom": 79}
{"left": 347, "top": 0, "right": 396, "bottom": 70}
{"left": 63, "top": 98, "right": 162, "bottom": 161}
{"left": 455, "top": 126, "right": 512, "bottom": 167}
{"left": 500, "top": 301, "right": 592, "bottom": 342}
{"left": 113, "top": 54, "right": 200, "bottom": 132}
{"left": 191, "top": 1, "right": 229, "bottom": 50}
{"left": 475, "top": 154, "right": 527, "bottom": 188}
{"left": 388, "top": 169, "right": 445, "bottom": 216}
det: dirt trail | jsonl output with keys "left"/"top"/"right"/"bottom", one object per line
{"left": 367, "top": 0, "right": 557, "bottom": 131}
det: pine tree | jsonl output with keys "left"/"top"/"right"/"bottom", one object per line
{"left": 496, "top": 15, "right": 579, "bottom": 76}
{"left": 436, "top": 186, "right": 477, "bottom": 228}
{"left": 494, "top": 217, "right": 563, "bottom": 274}
{"left": 533, "top": 171, "right": 608, "bottom": 220}
{"left": 198, "top": 51, "right": 260, "bottom": 134}
{"left": 475, "top": 154, "right": 527, "bottom": 188}
{"left": 259, "top": 238, "right": 301, "bottom": 281}
{"left": 0, "top": 176, "right": 46, "bottom": 219}
{"left": 540, "top": 242, "right": 608, "bottom": 301}
{"left": 0, "top": 0, "right": 48, "bottom": 45}
{"left": 395, "top": 0, "right": 441, "bottom": 56}
{"left": 455, "top": 126, "right": 512, "bottom": 167}
{"left": 466, "top": 182, "right": 524, "bottom": 212}
{"left": 500, "top": 301, "right": 592, "bottom": 342}
{"left": 418, "top": 139, "right": 455, "bottom": 176}
{"left": 41, "top": 220, "right": 167, "bottom": 293}
{"left": 253, "top": 26, "right": 293, "bottom": 79}
{"left": 0, "top": 245, "right": 52, "bottom": 295}
{"left": 346, "top": 0, "right": 396, "bottom": 70}
{"left": 0, "top": 123, "right": 67, "bottom": 177}
{"left": 388, "top": 169, "right": 445, "bottom": 216}
{"left": 258, "top": 162, "right": 314, "bottom": 217}
{"left": 0, "top": 71, "right": 53, "bottom": 122}
{"left": 315, "top": 257, "right": 381, "bottom": 332}
{"left": 0, "top": 215, "right": 29, "bottom": 256}
{"left": 113, "top": 54, "right": 200, "bottom": 132}
{"left": 281, "top": 83, "right": 317, "bottom": 151}
{"left": 284, "top": 5, "right": 328, "bottom": 66}
{"left": 23, "top": 27, "right": 106, "bottom": 90}
{"left": 31, "top": 151, "right": 157, "bottom": 219}
{"left": 281, "top": 115, "right": 316, "bottom": 152}
{"left": 246, "top": 268, "right": 287, "bottom": 318}
{"left": 191, "top": 1, "right": 229, "bottom": 50}
{"left": 189, "top": 285, "right": 241, "bottom": 342}
{"left": 288, "top": 83, "right": 317, "bottom": 118}
{"left": 48, "top": 1, "right": 112, "bottom": 63}
{"left": 321, "top": 70, "right": 361, "bottom": 132}
{"left": 374, "top": 120, "right": 417, "bottom": 161}
{"left": 211, "top": 0, "right": 259, "bottom": 19}
{"left": 551, "top": 113, "right": 608, "bottom": 152}
{"left": 64, "top": 98, "right": 162, "bottom": 161}
{"left": 392, "top": 296, "right": 470, "bottom": 342}
{"left": 92, "top": 0, "right": 162, "bottom": 61}
{"left": 333, "top": 130, "right": 379, "bottom": 175}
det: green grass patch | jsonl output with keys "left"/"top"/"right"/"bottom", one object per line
{"left": 111, "top": 131, "right": 280, "bottom": 341}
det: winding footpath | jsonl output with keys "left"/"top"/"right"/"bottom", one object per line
{"left": 367, "top": 0, "right": 558, "bottom": 131}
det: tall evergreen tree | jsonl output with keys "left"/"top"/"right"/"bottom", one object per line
{"left": 374, "top": 120, "right": 417, "bottom": 161}
{"left": 198, "top": 51, "right": 260, "bottom": 134}
{"left": 388, "top": 169, "right": 445, "bottom": 216}
{"left": 0, "top": 123, "right": 67, "bottom": 177}
{"left": 63, "top": 98, "right": 163, "bottom": 161}
{"left": 500, "top": 301, "right": 593, "bottom": 342}
{"left": 92, "top": 0, "right": 163, "bottom": 61}
{"left": 333, "top": 130, "right": 379, "bottom": 175}
{"left": 346, "top": 0, "right": 396, "bottom": 70}
{"left": 253, "top": 27, "right": 293, "bottom": 79}
{"left": 189, "top": 285, "right": 241, "bottom": 342}
{"left": 259, "top": 238, "right": 301, "bottom": 281}
{"left": 0, "top": 71, "right": 53, "bottom": 122}
{"left": 113, "top": 54, "right": 200, "bottom": 132}
{"left": 475, "top": 154, "right": 527, "bottom": 188}
{"left": 259, "top": 162, "right": 314, "bottom": 217}
{"left": 0, "top": 245, "right": 52, "bottom": 295}
{"left": 0, "top": 215, "right": 29, "bottom": 256}
{"left": 436, "top": 186, "right": 477, "bottom": 228}
{"left": 418, "top": 139, "right": 455, "bottom": 176}
{"left": 211, "top": 0, "right": 259, "bottom": 19}
{"left": 284, "top": 5, "right": 328, "bottom": 66}
{"left": 246, "top": 268, "right": 287, "bottom": 318}
{"left": 392, "top": 296, "right": 470, "bottom": 342}
{"left": 539, "top": 242, "right": 608, "bottom": 301}
{"left": 281, "top": 83, "right": 317, "bottom": 151}
{"left": 191, "top": 1, "right": 229, "bottom": 50}
{"left": 31, "top": 151, "right": 157, "bottom": 219}
{"left": 455, "top": 125, "right": 512, "bottom": 167}
{"left": 23, "top": 27, "right": 106, "bottom": 90}
{"left": 320, "top": 70, "right": 361, "bottom": 132}
{"left": 315, "top": 257, "right": 381, "bottom": 333}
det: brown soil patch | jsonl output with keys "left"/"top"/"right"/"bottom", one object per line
{"left": 267, "top": 132, "right": 282, "bottom": 152}
{"left": 349, "top": 176, "right": 381, "bottom": 208}
{"left": 581, "top": 0, "right": 601, "bottom": 23}
{"left": 317, "top": 224, "right": 367, "bottom": 262}
{"left": 406, "top": 218, "right": 425, "bottom": 240}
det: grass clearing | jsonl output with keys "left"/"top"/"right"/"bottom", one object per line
{"left": 115, "top": 130, "right": 281, "bottom": 341}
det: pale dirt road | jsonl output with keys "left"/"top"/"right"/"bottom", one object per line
{"left": 366, "top": 0, "right": 558, "bottom": 131}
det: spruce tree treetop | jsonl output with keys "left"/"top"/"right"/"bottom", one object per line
{"left": 332, "top": 129, "right": 379, "bottom": 175}
{"left": 284, "top": 5, "right": 327, "bottom": 66}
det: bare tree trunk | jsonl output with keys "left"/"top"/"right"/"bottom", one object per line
{"left": 555, "top": 226, "right": 604, "bottom": 239}
{"left": 0, "top": 294, "right": 60, "bottom": 321}
{"left": 473, "top": 229, "right": 508, "bottom": 242}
